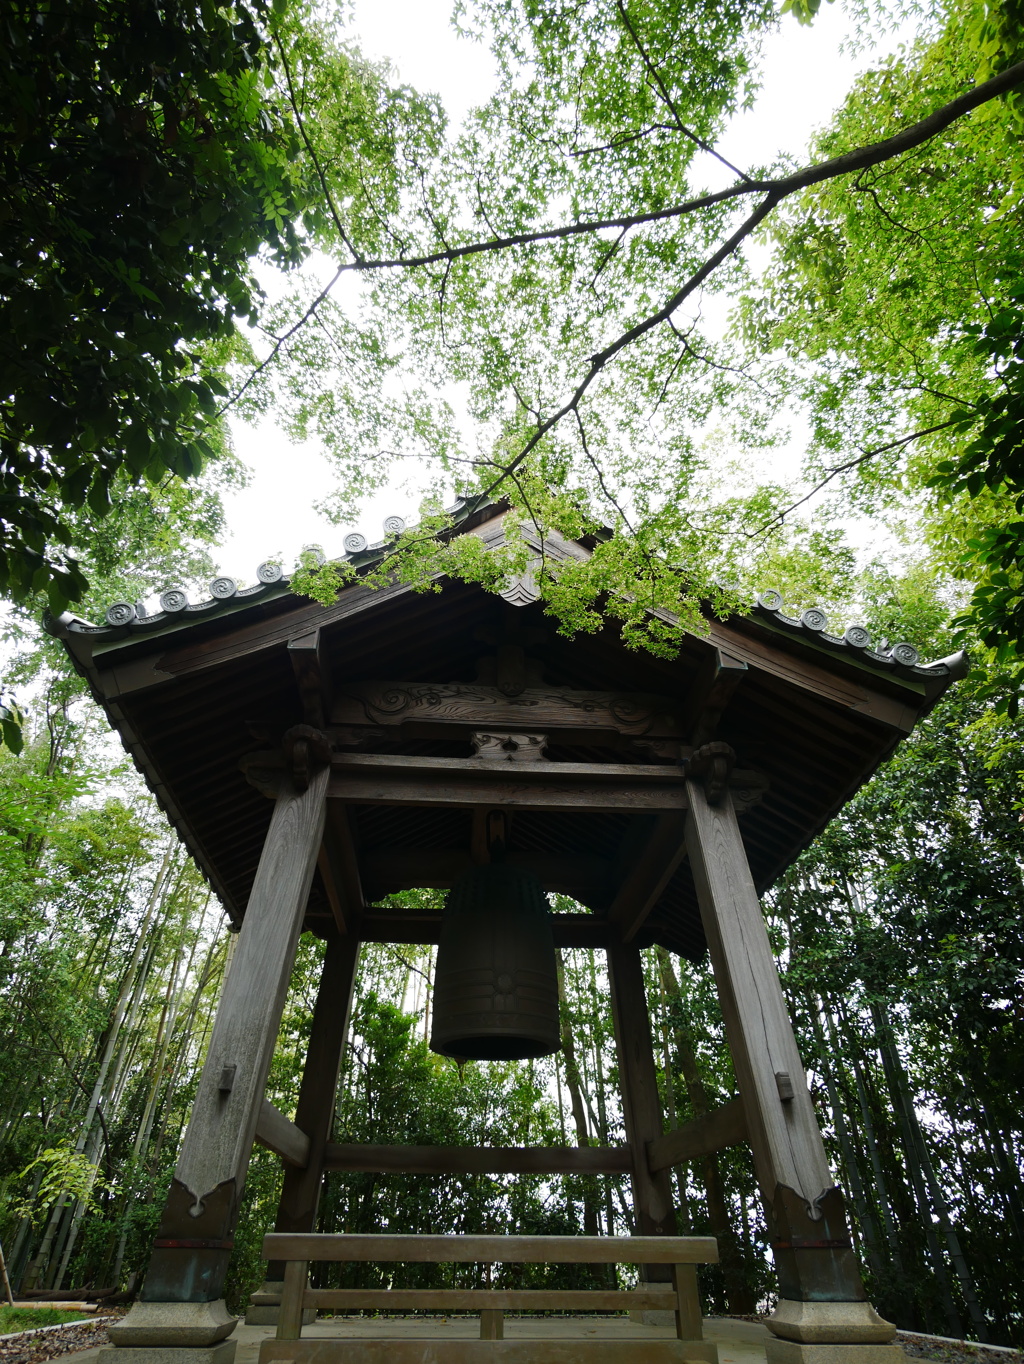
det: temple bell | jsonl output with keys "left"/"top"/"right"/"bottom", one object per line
{"left": 429, "top": 861, "right": 562, "bottom": 1061}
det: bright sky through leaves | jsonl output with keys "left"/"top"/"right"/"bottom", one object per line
{"left": 215, "top": 0, "right": 919, "bottom": 585}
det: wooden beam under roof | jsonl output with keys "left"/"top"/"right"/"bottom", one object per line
{"left": 326, "top": 752, "right": 688, "bottom": 812}
{"left": 315, "top": 805, "right": 363, "bottom": 935}
{"left": 287, "top": 627, "right": 330, "bottom": 729}
{"left": 245, "top": 750, "right": 766, "bottom": 820}
{"left": 330, "top": 681, "right": 685, "bottom": 739}
{"left": 706, "top": 618, "right": 920, "bottom": 732}
{"left": 359, "top": 848, "right": 614, "bottom": 906}
{"left": 683, "top": 646, "right": 748, "bottom": 747}
{"left": 606, "top": 812, "right": 689, "bottom": 942}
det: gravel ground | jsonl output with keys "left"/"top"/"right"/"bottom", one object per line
{"left": 898, "top": 1334, "right": 1024, "bottom": 1364}
{"left": 0, "top": 1313, "right": 122, "bottom": 1364}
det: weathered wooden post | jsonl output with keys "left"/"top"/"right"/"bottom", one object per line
{"left": 684, "top": 748, "right": 902, "bottom": 1364}
{"left": 607, "top": 941, "right": 677, "bottom": 1242}
{"left": 102, "top": 757, "right": 331, "bottom": 1364}
{"left": 608, "top": 939, "right": 678, "bottom": 1319}
{"left": 247, "top": 929, "right": 360, "bottom": 1325}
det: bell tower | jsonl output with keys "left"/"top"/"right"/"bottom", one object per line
{"left": 49, "top": 503, "right": 965, "bottom": 1364}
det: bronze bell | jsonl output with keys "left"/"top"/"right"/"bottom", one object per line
{"left": 430, "top": 862, "right": 562, "bottom": 1061}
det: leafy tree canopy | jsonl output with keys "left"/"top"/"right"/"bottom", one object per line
{"left": 0, "top": 0, "right": 429, "bottom": 611}
{"left": 740, "top": 0, "right": 1024, "bottom": 701}
{"left": 241, "top": 0, "right": 1024, "bottom": 661}
{"left": 5, "top": 0, "right": 1024, "bottom": 689}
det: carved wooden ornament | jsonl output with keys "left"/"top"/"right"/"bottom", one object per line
{"left": 471, "top": 732, "right": 548, "bottom": 762}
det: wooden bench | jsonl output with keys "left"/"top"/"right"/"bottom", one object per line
{"left": 256, "top": 1232, "right": 720, "bottom": 1363}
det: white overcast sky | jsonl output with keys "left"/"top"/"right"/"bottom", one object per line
{"left": 216, "top": 0, "right": 917, "bottom": 583}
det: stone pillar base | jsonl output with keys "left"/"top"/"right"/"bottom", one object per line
{"left": 628, "top": 1278, "right": 675, "bottom": 1326}
{"left": 97, "top": 1345, "right": 236, "bottom": 1364}
{"left": 108, "top": 1301, "right": 237, "bottom": 1347}
{"left": 245, "top": 1282, "right": 315, "bottom": 1327}
{"left": 767, "top": 1343, "right": 905, "bottom": 1364}
{"left": 767, "top": 1300, "right": 897, "bottom": 1345}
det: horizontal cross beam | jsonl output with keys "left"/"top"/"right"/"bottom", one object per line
{"left": 262, "top": 1231, "right": 719, "bottom": 1264}
{"left": 243, "top": 750, "right": 764, "bottom": 817}
{"left": 331, "top": 681, "right": 685, "bottom": 739}
{"left": 646, "top": 1096, "right": 748, "bottom": 1172}
{"left": 322, "top": 1143, "right": 632, "bottom": 1175}
{"left": 254, "top": 1288, "right": 693, "bottom": 1311}
{"left": 327, "top": 752, "right": 687, "bottom": 811}
{"left": 255, "top": 1099, "right": 310, "bottom": 1169}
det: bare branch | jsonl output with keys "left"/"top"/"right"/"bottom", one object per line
{"left": 219, "top": 262, "right": 347, "bottom": 414}
{"left": 748, "top": 417, "right": 965, "bottom": 537}
{"left": 614, "top": 0, "right": 754, "bottom": 184}
{"left": 478, "top": 58, "right": 1024, "bottom": 493}
{"left": 273, "top": 34, "right": 363, "bottom": 265}
{"left": 222, "top": 54, "right": 1024, "bottom": 467}
{"left": 667, "top": 316, "right": 776, "bottom": 396}
{"left": 482, "top": 189, "right": 783, "bottom": 495}
{"left": 574, "top": 408, "right": 636, "bottom": 533}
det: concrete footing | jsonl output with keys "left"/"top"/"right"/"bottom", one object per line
{"left": 108, "top": 1301, "right": 238, "bottom": 1348}
{"left": 765, "top": 1301, "right": 897, "bottom": 1346}
{"left": 96, "top": 1343, "right": 237, "bottom": 1364}
{"left": 766, "top": 1342, "right": 906, "bottom": 1364}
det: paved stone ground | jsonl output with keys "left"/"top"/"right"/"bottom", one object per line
{"left": 51, "top": 1316, "right": 771, "bottom": 1364}
{"left": 13, "top": 1314, "right": 1022, "bottom": 1364}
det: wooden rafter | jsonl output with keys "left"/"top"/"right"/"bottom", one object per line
{"left": 606, "top": 812, "right": 688, "bottom": 942}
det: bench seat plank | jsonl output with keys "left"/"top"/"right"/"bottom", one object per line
{"left": 263, "top": 1234, "right": 718, "bottom": 1265}
{"left": 260, "top": 1341, "right": 719, "bottom": 1364}
{"left": 256, "top": 1290, "right": 692, "bottom": 1311}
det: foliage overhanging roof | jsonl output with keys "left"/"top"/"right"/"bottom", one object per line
{"left": 48, "top": 499, "right": 967, "bottom": 960}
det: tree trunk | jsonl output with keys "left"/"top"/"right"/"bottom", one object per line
{"left": 870, "top": 1005, "right": 967, "bottom": 1336}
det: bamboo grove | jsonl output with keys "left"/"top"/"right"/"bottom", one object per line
{"left": 1, "top": 613, "right": 1021, "bottom": 1343}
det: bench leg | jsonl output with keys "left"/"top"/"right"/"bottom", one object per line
{"left": 673, "top": 1263, "right": 703, "bottom": 1340}
{"left": 277, "top": 1260, "right": 309, "bottom": 1341}
{"left": 479, "top": 1308, "right": 504, "bottom": 1339}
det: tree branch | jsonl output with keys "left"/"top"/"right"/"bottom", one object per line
{"left": 273, "top": 34, "right": 363, "bottom": 265}
{"left": 614, "top": 0, "right": 754, "bottom": 184}
{"left": 748, "top": 417, "right": 965, "bottom": 537}
{"left": 481, "top": 189, "right": 783, "bottom": 494}
{"left": 480, "top": 58, "right": 1024, "bottom": 492}
{"left": 221, "top": 53, "right": 1024, "bottom": 472}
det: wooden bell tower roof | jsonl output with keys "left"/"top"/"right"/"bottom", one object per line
{"left": 49, "top": 501, "right": 966, "bottom": 962}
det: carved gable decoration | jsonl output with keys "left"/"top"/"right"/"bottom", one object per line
{"left": 330, "top": 683, "right": 685, "bottom": 738}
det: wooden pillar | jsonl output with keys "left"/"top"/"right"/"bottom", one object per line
{"left": 607, "top": 941, "right": 677, "bottom": 1265}
{"left": 269, "top": 928, "right": 360, "bottom": 1264}
{"left": 111, "top": 767, "right": 330, "bottom": 1350}
{"left": 685, "top": 773, "right": 898, "bottom": 1348}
